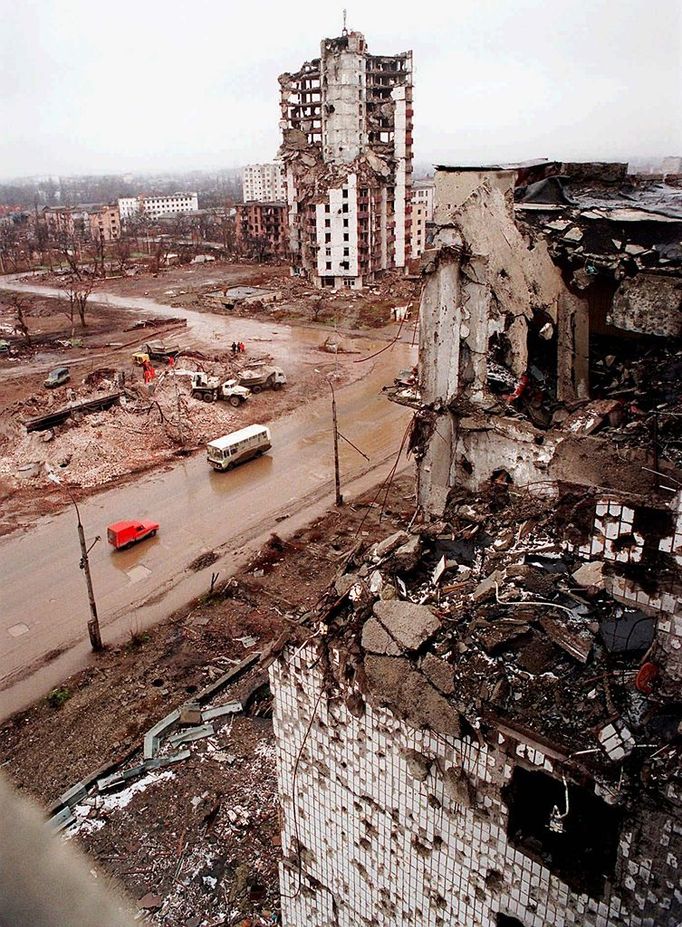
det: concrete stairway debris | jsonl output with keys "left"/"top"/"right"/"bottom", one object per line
{"left": 47, "top": 653, "right": 259, "bottom": 831}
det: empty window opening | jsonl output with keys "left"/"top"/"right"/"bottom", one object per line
{"left": 504, "top": 766, "right": 621, "bottom": 898}
{"left": 497, "top": 916, "right": 525, "bottom": 927}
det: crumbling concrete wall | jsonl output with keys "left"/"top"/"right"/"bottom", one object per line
{"left": 609, "top": 274, "right": 682, "bottom": 338}
{"left": 417, "top": 169, "right": 590, "bottom": 514}
{"left": 271, "top": 646, "right": 680, "bottom": 927}
{"left": 321, "top": 33, "right": 367, "bottom": 164}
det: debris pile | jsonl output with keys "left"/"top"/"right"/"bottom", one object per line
{"left": 297, "top": 480, "right": 681, "bottom": 779}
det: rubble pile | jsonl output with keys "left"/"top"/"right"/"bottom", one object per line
{"left": 299, "top": 481, "right": 681, "bottom": 784}
{"left": 588, "top": 337, "right": 682, "bottom": 468}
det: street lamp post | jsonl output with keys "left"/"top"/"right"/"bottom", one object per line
{"left": 329, "top": 377, "right": 343, "bottom": 507}
{"left": 48, "top": 474, "right": 103, "bottom": 651}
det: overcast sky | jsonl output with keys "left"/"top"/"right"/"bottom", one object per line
{"left": 1, "top": 0, "right": 680, "bottom": 179}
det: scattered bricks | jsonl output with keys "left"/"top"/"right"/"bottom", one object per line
{"left": 361, "top": 617, "right": 402, "bottom": 655}
{"left": 167, "top": 723, "right": 215, "bottom": 746}
{"left": 372, "top": 600, "right": 440, "bottom": 651}
{"left": 420, "top": 653, "right": 456, "bottom": 695}
{"left": 471, "top": 569, "right": 506, "bottom": 603}
{"left": 478, "top": 621, "right": 533, "bottom": 656}
{"left": 202, "top": 701, "right": 243, "bottom": 722}
{"left": 179, "top": 700, "right": 203, "bottom": 726}
{"left": 403, "top": 749, "right": 432, "bottom": 782}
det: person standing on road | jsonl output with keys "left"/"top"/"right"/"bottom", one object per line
{"left": 231, "top": 341, "right": 237, "bottom": 354}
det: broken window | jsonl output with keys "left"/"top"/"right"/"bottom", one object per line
{"left": 504, "top": 766, "right": 621, "bottom": 897}
{"left": 496, "top": 916, "right": 524, "bottom": 927}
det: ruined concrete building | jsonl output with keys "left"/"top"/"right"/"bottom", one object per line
{"left": 269, "top": 164, "right": 682, "bottom": 926}
{"left": 278, "top": 29, "right": 413, "bottom": 289}
{"left": 234, "top": 201, "right": 288, "bottom": 260}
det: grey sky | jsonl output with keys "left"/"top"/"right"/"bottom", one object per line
{"left": 1, "top": 0, "right": 680, "bottom": 179}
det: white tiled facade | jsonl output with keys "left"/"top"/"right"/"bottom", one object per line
{"left": 243, "top": 163, "right": 286, "bottom": 203}
{"left": 117, "top": 193, "right": 199, "bottom": 221}
{"left": 271, "top": 647, "right": 681, "bottom": 927}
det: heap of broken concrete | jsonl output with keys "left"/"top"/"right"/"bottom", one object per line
{"left": 284, "top": 477, "right": 680, "bottom": 788}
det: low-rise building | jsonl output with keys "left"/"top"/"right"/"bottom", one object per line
{"left": 42, "top": 203, "right": 120, "bottom": 241}
{"left": 242, "top": 163, "right": 286, "bottom": 203}
{"left": 234, "top": 201, "right": 288, "bottom": 260}
{"left": 117, "top": 193, "right": 199, "bottom": 221}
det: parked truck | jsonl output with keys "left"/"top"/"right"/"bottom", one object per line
{"left": 191, "top": 372, "right": 250, "bottom": 407}
{"left": 237, "top": 365, "right": 287, "bottom": 393}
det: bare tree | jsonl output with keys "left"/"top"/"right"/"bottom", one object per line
{"left": 0, "top": 225, "right": 21, "bottom": 274}
{"left": 9, "top": 293, "right": 32, "bottom": 347}
{"left": 311, "top": 297, "right": 327, "bottom": 322}
{"left": 60, "top": 272, "right": 95, "bottom": 335}
{"left": 245, "top": 233, "right": 270, "bottom": 263}
{"left": 92, "top": 231, "right": 106, "bottom": 278}
{"left": 149, "top": 239, "right": 171, "bottom": 274}
{"left": 113, "top": 238, "right": 131, "bottom": 275}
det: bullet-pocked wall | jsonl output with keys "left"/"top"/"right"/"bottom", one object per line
{"left": 270, "top": 647, "right": 680, "bottom": 927}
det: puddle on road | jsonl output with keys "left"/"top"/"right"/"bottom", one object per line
{"left": 126, "top": 564, "right": 152, "bottom": 584}
{"left": 8, "top": 623, "right": 30, "bottom": 638}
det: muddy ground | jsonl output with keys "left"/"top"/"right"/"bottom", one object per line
{"left": 0, "top": 475, "right": 414, "bottom": 926}
{"left": 28, "top": 257, "right": 420, "bottom": 331}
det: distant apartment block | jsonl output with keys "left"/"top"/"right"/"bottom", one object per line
{"left": 118, "top": 193, "right": 199, "bottom": 221}
{"left": 279, "top": 28, "right": 413, "bottom": 289}
{"left": 42, "top": 203, "right": 121, "bottom": 242}
{"left": 410, "top": 179, "right": 435, "bottom": 258}
{"left": 242, "top": 163, "right": 286, "bottom": 203}
{"left": 234, "top": 202, "right": 288, "bottom": 259}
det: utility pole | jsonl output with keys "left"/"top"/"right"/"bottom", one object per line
{"left": 48, "top": 475, "right": 103, "bottom": 651}
{"left": 329, "top": 379, "right": 343, "bottom": 507}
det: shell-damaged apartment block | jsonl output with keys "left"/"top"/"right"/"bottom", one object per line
{"left": 269, "top": 164, "right": 682, "bottom": 926}
{"left": 278, "top": 29, "right": 413, "bottom": 289}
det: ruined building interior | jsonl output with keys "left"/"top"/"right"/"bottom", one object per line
{"left": 278, "top": 30, "right": 412, "bottom": 289}
{"left": 269, "top": 164, "right": 682, "bottom": 926}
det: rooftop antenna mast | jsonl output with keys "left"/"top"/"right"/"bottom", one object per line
{"left": 342, "top": 8, "right": 348, "bottom": 35}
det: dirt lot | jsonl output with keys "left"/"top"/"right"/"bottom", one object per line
{"left": 0, "top": 476, "right": 414, "bottom": 926}
{"left": 28, "top": 257, "right": 420, "bottom": 331}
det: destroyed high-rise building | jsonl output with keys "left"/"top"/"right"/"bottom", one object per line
{"left": 278, "top": 28, "right": 413, "bottom": 289}
{"left": 269, "top": 164, "right": 682, "bottom": 926}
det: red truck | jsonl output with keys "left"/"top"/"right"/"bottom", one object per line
{"left": 107, "top": 519, "right": 159, "bottom": 550}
